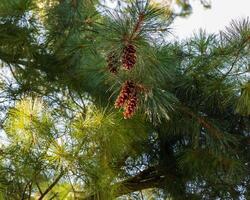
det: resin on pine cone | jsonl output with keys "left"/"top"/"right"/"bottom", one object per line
{"left": 122, "top": 44, "right": 137, "bottom": 70}
{"left": 114, "top": 81, "right": 135, "bottom": 108}
{"left": 107, "top": 51, "right": 119, "bottom": 74}
{"left": 123, "top": 92, "right": 138, "bottom": 119}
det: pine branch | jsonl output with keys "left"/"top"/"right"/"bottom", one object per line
{"left": 28, "top": 182, "right": 32, "bottom": 200}
{"left": 129, "top": 13, "right": 145, "bottom": 41}
{"left": 0, "top": 50, "right": 28, "bottom": 66}
{"left": 36, "top": 182, "right": 43, "bottom": 195}
{"left": 38, "top": 171, "right": 64, "bottom": 200}
{"left": 21, "top": 181, "right": 30, "bottom": 200}
{"left": 83, "top": 165, "right": 165, "bottom": 199}
{"left": 71, "top": 0, "right": 77, "bottom": 9}
{"left": 221, "top": 36, "right": 250, "bottom": 80}
{"left": 179, "top": 105, "right": 223, "bottom": 139}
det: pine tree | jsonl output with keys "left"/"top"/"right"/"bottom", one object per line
{"left": 0, "top": 0, "right": 249, "bottom": 199}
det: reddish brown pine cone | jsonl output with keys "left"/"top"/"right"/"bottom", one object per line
{"left": 114, "top": 81, "right": 135, "bottom": 108}
{"left": 122, "top": 44, "right": 137, "bottom": 70}
{"left": 123, "top": 93, "right": 138, "bottom": 119}
{"left": 107, "top": 52, "right": 119, "bottom": 74}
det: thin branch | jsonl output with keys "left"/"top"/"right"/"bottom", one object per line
{"left": 28, "top": 182, "right": 32, "bottom": 200}
{"left": 128, "top": 13, "right": 145, "bottom": 42}
{"left": 72, "top": 0, "right": 77, "bottom": 9}
{"left": 21, "top": 182, "right": 30, "bottom": 200}
{"left": 38, "top": 171, "right": 64, "bottom": 200}
{"left": 221, "top": 37, "right": 250, "bottom": 80}
{"left": 221, "top": 51, "right": 241, "bottom": 80}
{"left": 36, "top": 182, "right": 43, "bottom": 195}
{"left": 179, "top": 106, "right": 223, "bottom": 139}
{"left": 48, "top": 193, "right": 58, "bottom": 200}
{"left": 68, "top": 174, "right": 76, "bottom": 199}
{"left": 83, "top": 165, "right": 165, "bottom": 200}
{"left": 8, "top": 64, "right": 21, "bottom": 85}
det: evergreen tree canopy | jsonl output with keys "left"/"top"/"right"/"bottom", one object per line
{"left": 0, "top": 0, "right": 249, "bottom": 199}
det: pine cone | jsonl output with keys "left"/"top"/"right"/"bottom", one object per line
{"left": 122, "top": 44, "right": 137, "bottom": 70}
{"left": 115, "top": 80, "right": 140, "bottom": 119}
{"left": 114, "top": 81, "right": 135, "bottom": 108}
{"left": 107, "top": 51, "right": 119, "bottom": 74}
{"left": 123, "top": 92, "right": 138, "bottom": 119}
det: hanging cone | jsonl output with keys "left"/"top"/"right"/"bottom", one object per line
{"left": 114, "top": 81, "right": 135, "bottom": 108}
{"left": 107, "top": 51, "right": 119, "bottom": 74}
{"left": 122, "top": 44, "right": 137, "bottom": 70}
{"left": 123, "top": 92, "right": 138, "bottom": 119}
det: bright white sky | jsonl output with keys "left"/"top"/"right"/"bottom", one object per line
{"left": 106, "top": 0, "right": 250, "bottom": 40}
{"left": 173, "top": 0, "right": 250, "bottom": 39}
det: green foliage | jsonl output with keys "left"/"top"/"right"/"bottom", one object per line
{"left": 236, "top": 82, "right": 250, "bottom": 116}
{"left": 0, "top": 0, "right": 34, "bottom": 18}
{"left": 0, "top": 0, "right": 249, "bottom": 199}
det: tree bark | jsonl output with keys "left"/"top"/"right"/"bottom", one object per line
{"left": 83, "top": 165, "right": 166, "bottom": 200}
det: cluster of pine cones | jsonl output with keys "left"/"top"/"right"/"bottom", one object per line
{"left": 106, "top": 44, "right": 139, "bottom": 119}
{"left": 106, "top": 43, "right": 137, "bottom": 73}
{"left": 115, "top": 81, "right": 138, "bottom": 119}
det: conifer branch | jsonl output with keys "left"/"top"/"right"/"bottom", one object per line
{"left": 221, "top": 36, "right": 250, "bottom": 80}
{"left": 83, "top": 165, "right": 166, "bottom": 199}
{"left": 36, "top": 182, "right": 43, "bottom": 195}
{"left": 179, "top": 106, "right": 223, "bottom": 139}
{"left": 28, "top": 182, "right": 32, "bottom": 200}
{"left": 21, "top": 181, "right": 30, "bottom": 200}
{"left": 38, "top": 171, "right": 64, "bottom": 200}
{"left": 129, "top": 13, "right": 145, "bottom": 41}
{"left": 72, "top": 0, "right": 77, "bottom": 9}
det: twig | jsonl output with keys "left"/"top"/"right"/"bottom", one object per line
{"left": 38, "top": 170, "right": 64, "bottom": 200}
{"left": 36, "top": 182, "right": 43, "bottom": 195}
{"left": 128, "top": 13, "right": 145, "bottom": 42}
{"left": 179, "top": 106, "right": 223, "bottom": 139}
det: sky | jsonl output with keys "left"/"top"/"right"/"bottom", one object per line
{"left": 172, "top": 0, "right": 250, "bottom": 39}
{"left": 106, "top": 0, "right": 250, "bottom": 40}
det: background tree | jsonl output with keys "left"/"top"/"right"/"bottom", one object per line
{"left": 0, "top": 0, "right": 249, "bottom": 199}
